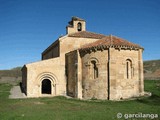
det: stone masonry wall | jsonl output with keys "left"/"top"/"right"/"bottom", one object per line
{"left": 80, "top": 50, "right": 108, "bottom": 99}
{"left": 23, "top": 36, "right": 99, "bottom": 98}
{"left": 22, "top": 66, "right": 27, "bottom": 93}
{"left": 109, "top": 48, "right": 143, "bottom": 100}
{"left": 66, "top": 20, "right": 86, "bottom": 34}
{"left": 42, "top": 41, "right": 59, "bottom": 60}
{"left": 65, "top": 51, "right": 77, "bottom": 97}
{"left": 24, "top": 57, "right": 66, "bottom": 97}
{"left": 60, "top": 36, "right": 99, "bottom": 66}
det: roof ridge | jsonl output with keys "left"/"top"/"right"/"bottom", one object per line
{"left": 69, "top": 30, "right": 106, "bottom": 36}
{"left": 79, "top": 35, "right": 144, "bottom": 50}
{"left": 68, "top": 31, "right": 106, "bottom": 39}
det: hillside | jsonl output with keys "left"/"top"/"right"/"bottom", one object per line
{"left": 0, "top": 67, "right": 22, "bottom": 77}
{"left": 0, "top": 67, "right": 22, "bottom": 85}
{"left": 144, "top": 59, "right": 160, "bottom": 80}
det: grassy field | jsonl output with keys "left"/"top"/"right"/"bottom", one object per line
{"left": 0, "top": 80, "right": 160, "bottom": 120}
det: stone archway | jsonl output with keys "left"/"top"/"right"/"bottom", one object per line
{"left": 37, "top": 72, "right": 58, "bottom": 96}
{"left": 41, "top": 79, "right": 51, "bottom": 94}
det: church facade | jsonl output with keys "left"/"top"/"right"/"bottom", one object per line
{"left": 22, "top": 17, "right": 144, "bottom": 100}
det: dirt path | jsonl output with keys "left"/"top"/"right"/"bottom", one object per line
{"left": 9, "top": 86, "right": 27, "bottom": 99}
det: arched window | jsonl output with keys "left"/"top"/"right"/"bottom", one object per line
{"left": 91, "top": 60, "right": 98, "bottom": 79}
{"left": 126, "top": 59, "right": 133, "bottom": 79}
{"left": 77, "top": 22, "right": 82, "bottom": 31}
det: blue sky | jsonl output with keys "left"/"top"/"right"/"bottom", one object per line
{"left": 0, "top": 0, "right": 160, "bottom": 70}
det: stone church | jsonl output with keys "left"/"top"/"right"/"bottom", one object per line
{"left": 22, "top": 17, "right": 144, "bottom": 100}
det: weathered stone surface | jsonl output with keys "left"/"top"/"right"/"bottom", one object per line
{"left": 22, "top": 17, "right": 144, "bottom": 100}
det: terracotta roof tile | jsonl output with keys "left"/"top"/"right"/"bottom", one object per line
{"left": 68, "top": 31, "right": 106, "bottom": 39}
{"left": 80, "top": 35, "right": 143, "bottom": 50}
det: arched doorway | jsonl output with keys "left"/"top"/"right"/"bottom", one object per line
{"left": 41, "top": 79, "right": 51, "bottom": 94}
{"left": 38, "top": 72, "right": 58, "bottom": 96}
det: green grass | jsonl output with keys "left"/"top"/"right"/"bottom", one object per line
{"left": 0, "top": 80, "right": 160, "bottom": 120}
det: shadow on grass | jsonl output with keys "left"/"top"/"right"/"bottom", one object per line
{"left": 137, "top": 94, "right": 160, "bottom": 106}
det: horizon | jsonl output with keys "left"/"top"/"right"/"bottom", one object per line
{"left": 0, "top": 59, "right": 160, "bottom": 71}
{"left": 0, "top": 0, "right": 160, "bottom": 70}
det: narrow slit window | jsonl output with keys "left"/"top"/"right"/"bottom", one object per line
{"left": 91, "top": 61, "right": 98, "bottom": 79}
{"left": 126, "top": 61, "right": 129, "bottom": 79}
{"left": 126, "top": 59, "right": 133, "bottom": 79}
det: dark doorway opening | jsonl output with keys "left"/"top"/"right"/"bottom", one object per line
{"left": 42, "top": 79, "right": 51, "bottom": 94}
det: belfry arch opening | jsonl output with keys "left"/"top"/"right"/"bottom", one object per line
{"left": 41, "top": 79, "right": 51, "bottom": 94}
{"left": 77, "top": 22, "right": 82, "bottom": 31}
